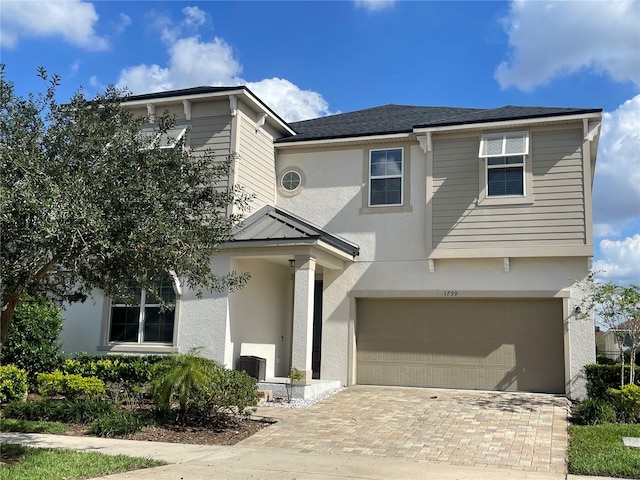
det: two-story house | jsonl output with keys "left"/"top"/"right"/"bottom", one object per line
{"left": 60, "top": 86, "right": 602, "bottom": 400}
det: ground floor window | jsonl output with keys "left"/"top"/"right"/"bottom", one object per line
{"left": 109, "top": 276, "right": 176, "bottom": 344}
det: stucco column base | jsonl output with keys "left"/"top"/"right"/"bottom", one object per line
{"left": 293, "top": 370, "right": 313, "bottom": 386}
{"left": 291, "top": 255, "right": 316, "bottom": 378}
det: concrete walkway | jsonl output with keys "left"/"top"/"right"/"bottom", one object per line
{"left": 0, "top": 432, "right": 621, "bottom": 480}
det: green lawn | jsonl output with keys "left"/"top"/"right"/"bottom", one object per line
{"left": 0, "top": 418, "right": 66, "bottom": 434}
{"left": 0, "top": 444, "right": 165, "bottom": 480}
{"left": 568, "top": 424, "right": 640, "bottom": 478}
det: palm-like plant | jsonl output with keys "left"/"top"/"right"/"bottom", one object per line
{"left": 150, "top": 350, "right": 219, "bottom": 419}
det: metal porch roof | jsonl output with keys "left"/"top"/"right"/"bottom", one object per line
{"left": 232, "top": 206, "right": 360, "bottom": 257}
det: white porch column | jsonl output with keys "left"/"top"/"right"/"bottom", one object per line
{"left": 291, "top": 255, "right": 316, "bottom": 385}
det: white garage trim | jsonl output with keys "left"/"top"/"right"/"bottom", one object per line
{"left": 356, "top": 298, "right": 564, "bottom": 393}
{"left": 347, "top": 290, "right": 573, "bottom": 396}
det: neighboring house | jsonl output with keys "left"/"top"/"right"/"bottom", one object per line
{"left": 601, "top": 320, "right": 639, "bottom": 361}
{"left": 61, "top": 86, "right": 603, "bottom": 400}
{"left": 595, "top": 326, "right": 606, "bottom": 355}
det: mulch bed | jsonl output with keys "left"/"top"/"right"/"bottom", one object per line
{"left": 62, "top": 417, "right": 270, "bottom": 445}
{"left": 0, "top": 448, "right": 27, "bottom": 466}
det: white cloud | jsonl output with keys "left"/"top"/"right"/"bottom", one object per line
{"left": 0, "top": 0, "right": 108, "bottom": 51}
{"left": 248, "top": 78, "right": 331, "bottom": 121}
{"left": 88, "top": 75, "right": 105, "bottom": 91}
{"left": 594, "top": 235, "right": 640, "bottom": 285}
{"left": 117, "top": 9, "right": 332, "bottom": 122}
{"left": 182, "top": 6, "right": 206, "bottom": 28}
{"left": 69, "top": 60, "right": 81, "bottom": 78}
{"left": 118, "top": 36, "right": 241, "bottom": 93}
{"left": 354, "top": 0, "right": 396, "bottom": 12}
{"left": 593, "top": 94, "right": 640, "bottom": 237}
{"left": 496, "top": 0, "right": 640, "bottom": 91}
{"left": 114, "top": 13, "right": 132, "bottom": 34}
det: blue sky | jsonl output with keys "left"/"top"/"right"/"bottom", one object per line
{"left": 2, "top": 0, "right": 639, "bottom": 285}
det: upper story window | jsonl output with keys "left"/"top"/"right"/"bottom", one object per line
{"left": 281, "top": 170, "right": 302, "bottom": 192}
{"left": 278, "top": 167, "right": 305, "bottom": 197}
{"left": 140, "top": 125, "right": 188, "bottom": 150}
{"left": 109, "top": 275, "right": 177, "bottom": 344}
{"left": 479, "top": 132, "right": 529, "bottom": 197}
{"left": 369, "top": 148, "right": 403, "bottom": 206}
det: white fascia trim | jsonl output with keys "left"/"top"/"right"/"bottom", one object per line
{"left": 428, "top": 245, "right": 593, "bottom": 259}
{"left": 169, "top": 270, "right": 182, "bottom": 296}
{"left": 276, "top": 132, "right": 413, "bottom": 149}
{"left": 349, "top": 289, "right": 572, "bottom": 299}
{"left": 123, "top": 90, "right": 295, "bottom": 135}
{"left": 223, "top": 239, "right": 356, "bottom": 263}
{"left": 413, "top": 112, "right": 603, "bottom": 135}
{"left": 240, "top": 90, "right": 295, "bottom": 134}
{"left": 123, "top": 89, "right": 246, "bottom": 107}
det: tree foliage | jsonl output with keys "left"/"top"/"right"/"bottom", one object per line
{"left": 0, "top": 65, "right": 251, "bottom": 344}
{"left": 580, "top": 276, "right": 640, "bottom": 386}
{"left": 0, "top": 295, "right": 64, "bottom": 389}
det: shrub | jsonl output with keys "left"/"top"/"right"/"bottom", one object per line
{"left": 2, "top": 399, "right": 115, "bottom": 424}
{"left": 205, "top": 368, "right": 258, "bottom": 419}
{"left": 37, "top": 371, "right": 106, "bottom": 400}
{"left": 596, "top": 354, "right": 617, "bottom": 365}
{"left": 150, "top": 351, "right": 219, "bottom": 418}
{"left": 585, "top": 364, "right": 640, "bottom": 401}
{"left": 574, "top": 399, "right": 617, "bottom": 425}
{"left": 0, "top": 365, "right": 28, "bottom": 404}
{"left": 36, "top": 370, "right": 64, "bottom": 397}
{"left": 0, "top": 296, "right": 64, "bottom": 389}
{"left": 88, "top": 411, "right": 148, "bottom": 437}
{"left": 150, "top": 351, "right": 258, "bottom": 423}
{"left": 62, "top": 354, "right": 163, "bottom": 403}
{"left": 63, "top": 354, "right": 164, "bottom": 385}
{"left": 609, "top": 384, "right": 640, "bottom": 423}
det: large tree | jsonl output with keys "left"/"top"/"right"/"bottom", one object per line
{"left": 0, "top": 66, "right": 250, "bottom": 345}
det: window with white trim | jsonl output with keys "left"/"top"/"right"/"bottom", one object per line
{"left": 109, "top": 276, "right": 177, "bottom": 344}
{"left": 140, "top": 125, "right": 188, "bottom": 150}
{"left": 281, "top": 170, "right": 302, "bottom": 192}
{"left": 479, "top": 132, "right": 529, "bottom": 197}
{"left": 369, "top": 148, "right": 403, "bottom": 206}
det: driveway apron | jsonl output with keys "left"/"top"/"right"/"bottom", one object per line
{"left": 242, "top": 385, "right": 568, "bottom": 475}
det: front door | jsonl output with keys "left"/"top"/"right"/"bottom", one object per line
{"left": 312, "top": 280, "right": 323, "bottom": 379}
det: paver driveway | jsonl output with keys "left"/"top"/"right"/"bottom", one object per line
{"left": 243, "top": 385, "right": 569, "bottom": 475}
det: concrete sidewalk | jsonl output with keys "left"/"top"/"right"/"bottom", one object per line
{"left": 0, "top": 432, "right": 624, "bottom": 480}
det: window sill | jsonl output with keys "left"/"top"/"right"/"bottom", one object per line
{"left": 98, "top": 344, "right": 178, "bottom": 354}
{"left": 477, "top": 196, "right": 534, "bottom": 207}
{"left": 360, "top": 205, "right": 413, "bottom": 214}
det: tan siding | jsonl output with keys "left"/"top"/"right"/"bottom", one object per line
{"left": 189, "top": 114, "right": 233, "bottom": 190}
{"left": 432, "top": 128, "right": 586, "bottom": 249}
{"left": 236, "top": 108, "right": 276, "bottom": 210}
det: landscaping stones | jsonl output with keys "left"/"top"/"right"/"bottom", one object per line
{"left": 622, "top": 437, "right": 640, "bottom": 448}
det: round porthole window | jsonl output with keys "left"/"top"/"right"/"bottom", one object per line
{"left": 281, "top": 170, "right": 302, "bottom": 192}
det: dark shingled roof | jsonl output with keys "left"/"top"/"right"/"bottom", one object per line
{"left": 277, "top": 104, "right": 602, "bottom": 143}
{"left": 126, "top": 86, "right": 244, "bottom": 102}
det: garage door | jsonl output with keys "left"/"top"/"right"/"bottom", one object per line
{"left": 356, "top": 298, "right": 564, "bottom": 393}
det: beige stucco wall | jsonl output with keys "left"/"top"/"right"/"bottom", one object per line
{"left": 60, "top": 111, "right": 596, "bottom": 400}
{"left": 60, "top": 292, "right": 105, "bottom": 355}
{"left": 227, "top": 258, "right": 292, "bottom": 377}
{"left": 275, "top": 139, "right": 595, "bottom": 399}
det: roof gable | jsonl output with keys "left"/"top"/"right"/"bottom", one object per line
{"left": 232, "top": 206, "right": 359, "bottom": 257}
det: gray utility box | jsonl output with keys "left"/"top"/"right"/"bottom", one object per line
{"left": 238, "top": 355, "right": 266, "bottom": 381}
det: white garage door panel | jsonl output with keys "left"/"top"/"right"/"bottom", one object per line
{"left": 356, "top": 298, "right": 564, "bottom": 393}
